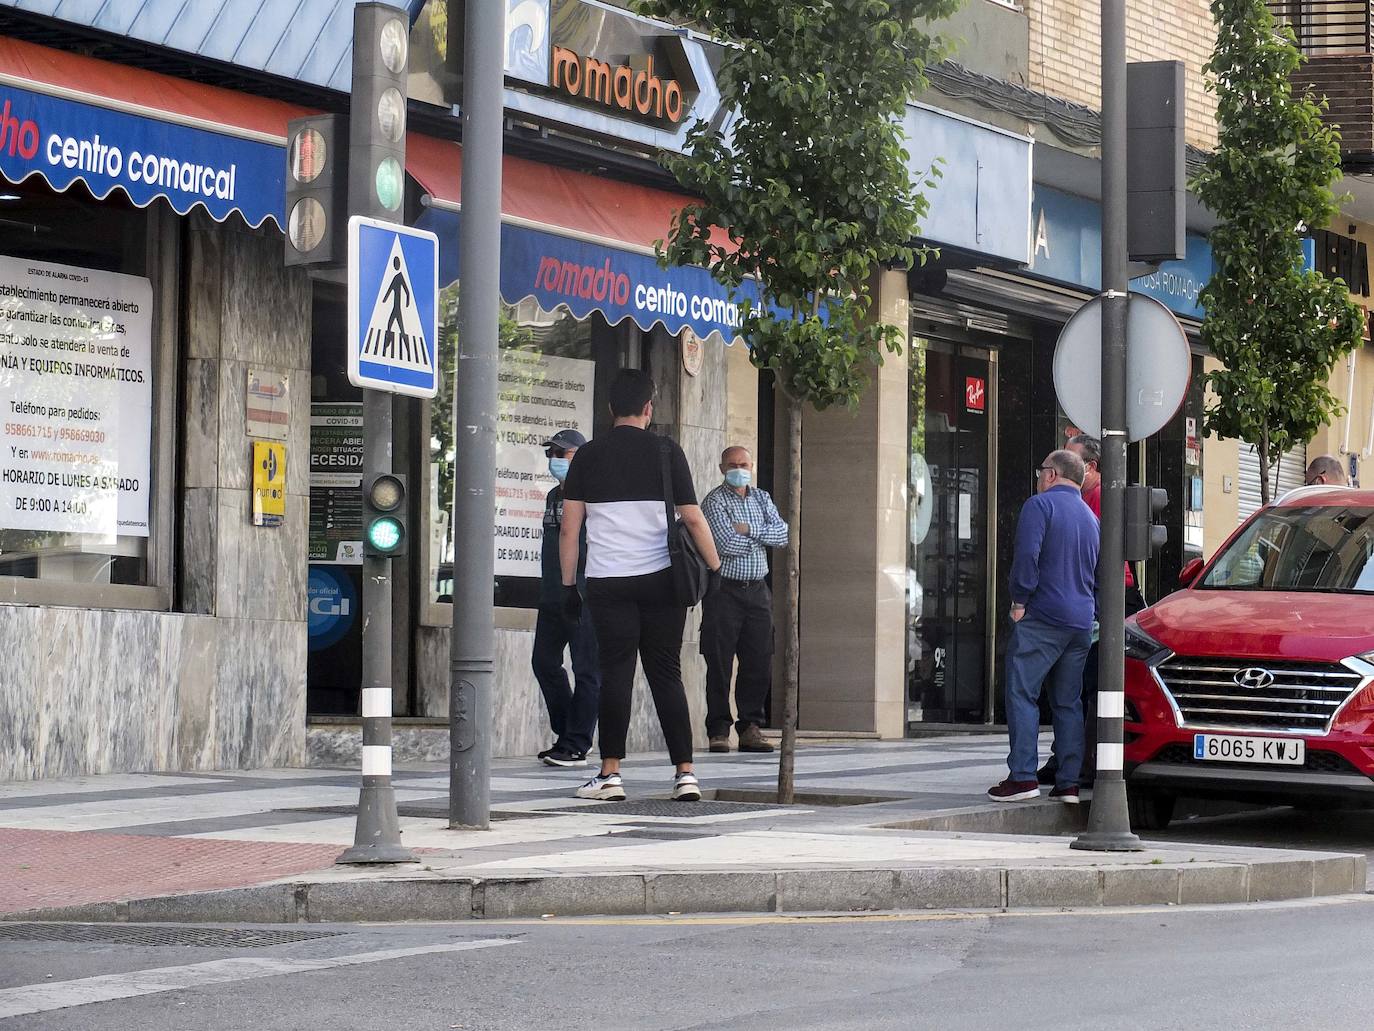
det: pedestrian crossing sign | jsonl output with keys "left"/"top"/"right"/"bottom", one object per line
{"left": 346, "top": 215, "right": 440, "bottom": 398}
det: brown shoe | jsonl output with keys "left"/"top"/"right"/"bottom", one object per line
{"left": 737, "top": 725, "right": 775, "bottom": 753}
{"left": 708, "top": 735, "right": 731, "bottom": 753}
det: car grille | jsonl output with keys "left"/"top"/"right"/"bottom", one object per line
{"left": 1150, "top": 742, "right": 1363, "bottom": 775}
{"left": 1155, "top": 657, "right": 1366, "bottom": 735}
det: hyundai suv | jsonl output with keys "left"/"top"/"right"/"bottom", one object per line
{"left": 1123, "top": 486, "right": 1374, "bottom": 829}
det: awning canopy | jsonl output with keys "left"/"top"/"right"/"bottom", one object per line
{"left": 0, "top": 36, "right": 305, "bottom": 228}
{"left": 0, "top": 35, "right": 754, "bottom": 342}
{"left": 408, "top": 138, "right": 755, "bottom": 344}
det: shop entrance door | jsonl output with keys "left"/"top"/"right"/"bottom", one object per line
{"left": 907, "top": 339, "right": 996, "bottom": 726}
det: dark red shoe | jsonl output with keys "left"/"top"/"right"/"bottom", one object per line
{"left": 987, "top": 778, "right": 1040, "bottom": 802}
{"left": 1048, "top": 784, "right": 1080, "bottom": 805}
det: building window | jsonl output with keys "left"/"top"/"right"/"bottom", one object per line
{"left": 0, "top": 181, "right": 171, "bottom": 602}
{"left": 425, "top": 284, "right": 625, "bottom": 617}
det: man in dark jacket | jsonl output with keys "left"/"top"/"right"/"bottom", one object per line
{"left": 989, "top": 449, "right": 1099, "bottom": 805}
{"left": 532, "top": 428, "right": 599, "bottom": 767}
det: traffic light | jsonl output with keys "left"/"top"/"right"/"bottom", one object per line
{"left": 1124, "top": 485, "right": 1169, "bottom": 561}
{"left": 283, "top": 114, "right": 347, "bottom": 266}
{"left": 349, "top": 3, "right": 409, "bottom": 221}
{"left": 363, "top": 472, "right": 408, "bottom": 558}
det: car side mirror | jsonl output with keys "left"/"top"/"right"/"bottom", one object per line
{"left": 1178, "top": 557, "right": 1204, "bottom": 587}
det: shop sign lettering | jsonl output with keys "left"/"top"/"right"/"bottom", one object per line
{"left": 550, "top": 48, "right": 686, "bottom": 125}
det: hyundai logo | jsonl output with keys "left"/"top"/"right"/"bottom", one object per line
{"left": 1233, "top": 667, "right": 1275, "bottom": 690}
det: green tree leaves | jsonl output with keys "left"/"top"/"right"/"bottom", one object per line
{"left": 1197, "top": 0, "right": 1364, "bottom": 500}
{"left": 634, "top": 0, "right": 956, "bottom": 408}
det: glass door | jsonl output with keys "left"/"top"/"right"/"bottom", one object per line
{"left": 907, "top": 338, "right": 995, "bottom": 726}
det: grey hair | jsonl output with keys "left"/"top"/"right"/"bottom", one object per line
{"left": 1047, "top": 449, "right": 1087, "bottom": 486}
{"left": 1066, "top": 433, "right": 1101, "bottom": 468}
{"left": 720, "top": 445, "right": 752, "bottom": 463}
{"left": 1305, "top": 454, "right": 1346, "bottom": 485}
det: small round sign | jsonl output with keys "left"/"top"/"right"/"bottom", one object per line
{"left": 1052, "top": 293, "right": 1191, "bottom": 443}
{"left": 681, "top": 328, "right": 703, "bottom": 377}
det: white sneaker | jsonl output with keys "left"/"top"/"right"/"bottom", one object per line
{"left": 671, "top": 771, "right": 702, "bottom": 802}
{"left": 575, "top": 772, "right": 626, "bottom": 801}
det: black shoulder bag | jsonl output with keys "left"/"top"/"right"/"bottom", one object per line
{"left": 659, "top": 439, "right": 710, "bottom": 607}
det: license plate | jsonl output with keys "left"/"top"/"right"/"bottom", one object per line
{"left": 1193, "top": 734, "right": 1305, "bottom": 765}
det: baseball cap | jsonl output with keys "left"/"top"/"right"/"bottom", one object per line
{"left": 543, "top": 429, "right": 587, "bottom": 450}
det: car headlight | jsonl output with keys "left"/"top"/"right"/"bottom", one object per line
{"left": 1124, "top": 623, "right": 1167, "bottom": 662}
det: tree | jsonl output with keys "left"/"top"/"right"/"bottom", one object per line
{"left": 634, "top": 0, "right": 954, "bottom": 801}
{"left": 1196, "top": 0, "right": 1364, "bottom": 503}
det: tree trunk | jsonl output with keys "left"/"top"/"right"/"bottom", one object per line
{"left": 1258, "top": 427, "right": 1271, "bottom": 506}
{"left": 776, "top": 393, "right": 803, "bottom": 805}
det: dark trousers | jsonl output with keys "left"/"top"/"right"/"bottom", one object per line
{"left": 701, "top": 579, "right": 773, "bottom": 737}
{"left": 586, "top": 568, "right": 693, "bottom": 765}
{"left": 1048, "top": 584, "right": 1147, "bottom": 780}
{"left": 532, "top": 605, "right": 601, "bottom": 755}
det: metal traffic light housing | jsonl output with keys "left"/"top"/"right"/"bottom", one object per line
{"left": 1124, "top": 485, "right": 1169, "bottom": 562}
{"left": 362, "top": 472, "right": 407, "bottom": 558}
{"left": 349, "top": 3, "right": 409, "bottom": 221}
{"left": 284, "top": 114, "right": 347, "bottom": 267}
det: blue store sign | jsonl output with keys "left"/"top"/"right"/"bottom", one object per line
{"left": 418, "top": 206, "right": 765, "bottom": 344}
{"left": 1029, "top": 186, "right": 1213, "bottom": 320}
{"left": 307, "top": 566, "right": 357, "bottom": 652}
{"left": 0, "top": 82, "right": 285, "bottom": 228}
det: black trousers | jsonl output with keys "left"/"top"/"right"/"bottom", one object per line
{"left": 532, "top": 605, "right": 601, "bottom": 755}
{"left": 586, "top": 568, "right": 693, "bottom": 765}
{"left": 701, "top": 579, "right": 773, "bottom": 737}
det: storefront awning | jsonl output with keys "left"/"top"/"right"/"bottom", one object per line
{"left": 408, "top": 137, "right": 756, "bottom": 345}
{"left": 0, "top": 36, "right": 306, "bottom": 229}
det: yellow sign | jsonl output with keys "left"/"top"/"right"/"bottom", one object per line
{"left": 252, "top": 441, "right": 286, "bottom": 527}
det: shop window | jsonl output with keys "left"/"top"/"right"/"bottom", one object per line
{"left": 425, "top": 283, "right": 625, "bottom": 616}
{"left": 0, "top": 180, "right": 168, "bottom": 600}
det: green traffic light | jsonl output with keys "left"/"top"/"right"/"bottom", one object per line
{"left": 375, "top": 157, "right": 403, "bottom": 212}
{"left": 367, "top": 516, "right": 404, "bottom": 554}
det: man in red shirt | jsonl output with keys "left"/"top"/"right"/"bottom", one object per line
{"left": 1038, "top": 434, "right": 1146, "bottom": 786}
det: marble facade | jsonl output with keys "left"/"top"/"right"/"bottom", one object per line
{"left": 0, "top": 215, "right": 311, "bottom": 782}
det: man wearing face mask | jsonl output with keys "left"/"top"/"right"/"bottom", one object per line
{"left": 699, "top": 445, "right": 789, "bottom": 753}
{"left": 532, "top": 428, "right": 599, "bottom": 768}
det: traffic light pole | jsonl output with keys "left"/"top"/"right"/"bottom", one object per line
{"left": 337, "top": 1, "right": 417, "bottom": 865}
{"left": 1074, "top": 0, "right": 1143, "bottom": 851}
{"left": 448, "top": 0, "right": 503, "bottom": 830}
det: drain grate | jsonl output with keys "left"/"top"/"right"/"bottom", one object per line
{"left": 543, "top": 799, "right": 785, "bottom": 819}
{"left": 0, "top": 923, "right": 343, "bottom": 948}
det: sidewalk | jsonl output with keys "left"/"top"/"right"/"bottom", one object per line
{"left": 1, "top": 737, "right": 1364, "bottom": 922}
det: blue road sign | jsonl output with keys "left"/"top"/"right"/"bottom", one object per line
{"left": 347, "top": 216, "right": 440, "bottom": 398}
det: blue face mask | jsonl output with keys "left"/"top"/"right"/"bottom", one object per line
{"left": 549, "top": 457, "right": 571, "bottom": 481}
{"left": 725, "top": 468, "right": 752, "bottom": 489}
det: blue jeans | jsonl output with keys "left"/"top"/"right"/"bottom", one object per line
{"left": 532, "top": 606, "right": 601, "bottom": 755}
{"left": 1005, "top": 615, "right": 1091, "bottom": 787}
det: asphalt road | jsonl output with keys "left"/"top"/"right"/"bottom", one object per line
{"left": 3, "top": 894, "right": 1373, "bottom": 1030}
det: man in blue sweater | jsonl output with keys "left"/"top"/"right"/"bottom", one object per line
{"left": 989, "top": 449, "right": 1099, "bottom": 804}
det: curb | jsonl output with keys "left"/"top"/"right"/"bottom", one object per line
{"left": 5, "top": 853, "right": 1365, "bottom": 924}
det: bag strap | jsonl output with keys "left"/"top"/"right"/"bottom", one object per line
{"left": 657, "top": 438, "right": 676, "bottom": 538}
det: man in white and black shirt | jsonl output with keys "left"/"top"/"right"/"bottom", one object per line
{"left": 559, "top": 369, "right": 722, "bottom": 802}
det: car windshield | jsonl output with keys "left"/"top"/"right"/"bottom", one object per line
{"left": 1201, "top": 505, "right": 1374, "bottom": 593}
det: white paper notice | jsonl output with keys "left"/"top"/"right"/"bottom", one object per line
{"left": 0, "top": 255, "right": 153, "bottom": 539}
{"left": 494, "top": 349, "right": 594, "bottom": 578}
{"left": 957, "top": 493, "right": 972, "bottom": 541}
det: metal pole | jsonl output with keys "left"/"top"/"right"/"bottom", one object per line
{"left": 448, "top": 0, "right": 504, "bottom": 829}
{"left": 338, "top": 389, "right": 418, "bottom": 863}
{"left": 338, "top": 1, "right": 417, "bottom": 866}
{"left": 1074, "top": 0, "right": 1143, "bottom": 851}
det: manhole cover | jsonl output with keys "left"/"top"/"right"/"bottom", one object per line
{"left": 0, "top": 924, "right": 342, "bottom": 948}
{"left": 542, "top": 800, "right": 785, "bottom": 819}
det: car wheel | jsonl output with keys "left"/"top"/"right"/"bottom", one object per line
{"left": 1128, "top": 790, "right": 1176, "bottom": 831}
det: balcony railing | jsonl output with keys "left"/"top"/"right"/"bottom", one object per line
{"left": 1268, "top": 0, "right": 1373, "bottom": 55}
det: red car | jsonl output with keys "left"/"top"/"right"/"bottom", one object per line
{"left": 1124, "top": 486, "right": 1374, "bottom": 829}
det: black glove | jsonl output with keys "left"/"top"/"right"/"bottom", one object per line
{"left": 561, "top": 584, "right": 583, "bottom": 624}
